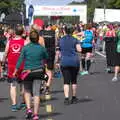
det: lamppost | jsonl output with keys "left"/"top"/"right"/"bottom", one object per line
{"left": 103, "top": 0, "right": 106, "bottom": 22}
{"left": 20, "top": 4, "right": 24, "bottom": 25}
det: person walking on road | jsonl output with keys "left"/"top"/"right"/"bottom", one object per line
{"left": 39, "top": 24, "right": 56, "bottom": 94}
{"left": 112, "top": 26, "right": 120, "bottom": 82}
{"left": 13, "top": 30, "right": 48, "bottom": 120}
{"left": 104, "top": 24, "right": 116, "bottom": 73}
{"left": 2, "top": 25, "right": 25, "bottom": 111}
{"left": 79, "top": 24, "right": 94, "bottom": 75}
{"left": 58, "top": 26, "right": 81, "bottom": 105}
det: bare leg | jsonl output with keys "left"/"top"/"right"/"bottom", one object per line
{"left": 72, "top": 84, "right": 77, "bottom": 97}
{"left": 114, "top": 66, "right": 119, "bottom": 78}
{"left": 10, "top": 82, "right": 17, "bottom": 105}
{"left": 64, "top": 84, "right": 69, "bottom": 98}
{"left": 24, "top": 91, "right": 31, "bottom": 109}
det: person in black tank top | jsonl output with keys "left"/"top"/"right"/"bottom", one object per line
{"left": 39, "top": 25, "right": 55, "bottom": 94}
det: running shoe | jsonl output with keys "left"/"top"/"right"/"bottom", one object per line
{"left": 80, "top": 71, "right": 89, "bottom": 76}
{"left": 25, "top": 109, "right": 33, "bottom": 119}
{"left": 71, "top": 97, "right": 79, "bottom": 104}
{"left": 45, "top": 86, "right": 50, "bottom": 95}
{"left": 112, "top": 77, "right": 118, "bottom": 82}
{"left": 64, "top": 98, "right": 70, "bottom": 105}
{"left": 32, "top": 114, "right": 39, "bottom": 120}
{"left": 19, "top": 103, "right": 26, "bottom": 110}
{"left": 105, "top": 68, "right": 112, "bottom": 73}
{"left": 11, "top": 104, "right": 20, "bottom": 112}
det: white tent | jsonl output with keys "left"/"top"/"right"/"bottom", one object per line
{"left": 93, "top": 8, "right": 120, "bottom": 23}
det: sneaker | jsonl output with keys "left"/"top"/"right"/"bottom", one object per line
{"left": 80, "top": 71, "right": 89, "bottom": 76}
{"left": 105, "top": 68, "right": 112, "bottom": 73}
{"left": 32, "top": 114, "right": 39, "bottom": 120}
{"left": 71, "top": 97, "right": 79, "bottom": 104}
{"left": 25, "top": 109, "right": 33, "bottom": 119}
{"left": 19, "top": 103, "right": 26, "bottom": 110}
{"left": 112, "top": 77, "right": 118, "bottom": 82}
{"left": 45, "top": 86, "right": 50, "bottom": 95}
{"left": 11, "top": 104, "right": 20, "bottom": 112}
{"left": 64, "top": 98, "right": 70, "bottom": 105}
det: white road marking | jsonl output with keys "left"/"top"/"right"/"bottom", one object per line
{"left": 95, "top": 51, "right": 106, "bottom": 58}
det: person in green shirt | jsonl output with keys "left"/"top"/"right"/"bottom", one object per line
{"left": 13, "top": 30, "right": 48, "bottom": 120}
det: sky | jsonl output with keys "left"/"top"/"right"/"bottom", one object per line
{"left": 25, "top": 0, "right": 84, "bottom": 6}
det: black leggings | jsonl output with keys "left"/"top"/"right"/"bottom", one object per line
{"left": 60, "top": 66, "right": 79, "bottom": 84}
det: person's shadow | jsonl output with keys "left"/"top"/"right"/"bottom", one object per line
{"left": 0, "top": 116, "right": 16, "bottom": 120}
{"left": 0, "top": 97, "right": 8, "bottom": 102}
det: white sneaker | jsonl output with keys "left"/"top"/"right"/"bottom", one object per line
{"left": 112, "top": 77, "right": 118, "bottom": 82}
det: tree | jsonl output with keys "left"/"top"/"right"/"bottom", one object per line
{"left": 0, "top": 0, "right": 25, "bottom": 15}
{"left": 107, "top": 0, "right": 120, "bottom": 9}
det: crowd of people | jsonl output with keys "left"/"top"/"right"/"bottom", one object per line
{"left": 0, "top": 21, "right": 120, "bottom": 120}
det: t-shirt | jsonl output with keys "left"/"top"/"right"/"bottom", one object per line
{"left": 39, "top": 30, "right": 56, "bottom": 57}
{"left": 39, "top": 30, "right": 55, "bottom": 49}
{"left": 105, "top": 30, "right": 115, "bottom": 37}
{"left": 16, "top": 43, "right": 48, "bottom": 70}
{"left": 59, "top": 35, "right": 80, "bottom": 67}
{"left": 7, "top": 38, "right": 24, "bottom": 65}
{"left": 81, "top": 30, "right": 93, "bottom": 48}
{"left": 7, "top": 38, "right": 24, "bottom": 78}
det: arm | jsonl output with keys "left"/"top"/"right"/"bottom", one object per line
{"left": 76, "top": 31, "right": 84, "bottom": 36}
{"left": 39, "top": 36, "right": 45, "bottom": 47}
{"left": 24, "top": 36, "right": 30, "bottom": 46}
{"left": 75, "top": 38, "right": 82, "bottom": 52}
{"left": 76, "top": 44, "right": 82, "bottom": 52}
{"left": 2, "top": 40, "right": 9, "bottom": 63}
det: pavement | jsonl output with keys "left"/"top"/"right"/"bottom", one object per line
{"left": 0, "top": 52, "right": 120, "bottom": 120}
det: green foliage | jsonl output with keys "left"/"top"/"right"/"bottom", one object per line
{"left": 0, "top": 0, "right": 25, "bottom": 14}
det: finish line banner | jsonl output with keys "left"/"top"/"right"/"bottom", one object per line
{"left": 26, "top": 5, "right": 87, "bottom": 23}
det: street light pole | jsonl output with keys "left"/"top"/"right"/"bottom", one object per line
{"left": 21, "top": 4, "right": 24, "bottom": 25}
{"left": 103, "top": 0, "right": 106, "bottom": 22}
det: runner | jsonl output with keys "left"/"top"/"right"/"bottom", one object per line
{"left": 2, "top": 25, "right": 25, "bottom": 111}
{"left": 39, "top": 24, "right": 56, "bottom": 94}
{"left": 79, "top": 24, "right": 94, "bottom": 75}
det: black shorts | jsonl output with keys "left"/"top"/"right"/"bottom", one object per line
{"left": 47, "top": 59, "right": 55, "bottom": 70}
{"left": 47, "top": 49, "right": 55, "bottom": 70}
{"left": 60, "top": 66, "right": 79, "bottom": 84}
{"left": 81, "top": 47, "right": 92, "bottom": 54}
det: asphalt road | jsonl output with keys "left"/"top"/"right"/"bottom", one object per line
{"left": 0, "top": 53, "right": 120, "bottom": 120}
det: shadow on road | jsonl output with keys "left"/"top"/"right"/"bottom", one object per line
{"left": 79, "top": 97, "right": 93, "bottom": 103}
{"left": 51, "top": 90, "right": 64, "bottom": 94}
{"left": 0, "top": 116, "right": 16, "bottom": 120}
{"left": 40, "top": 112, "right": 62, "bottom": 119}
{"left": 0, "top": 98, "right": 8, "bottom": 102}
{"left": 90, "top": 71, "right": 101, "bottom": 75}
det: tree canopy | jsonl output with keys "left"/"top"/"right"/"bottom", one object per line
{"left": 0, "top": 0, "right": 25, "bottom": 15}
